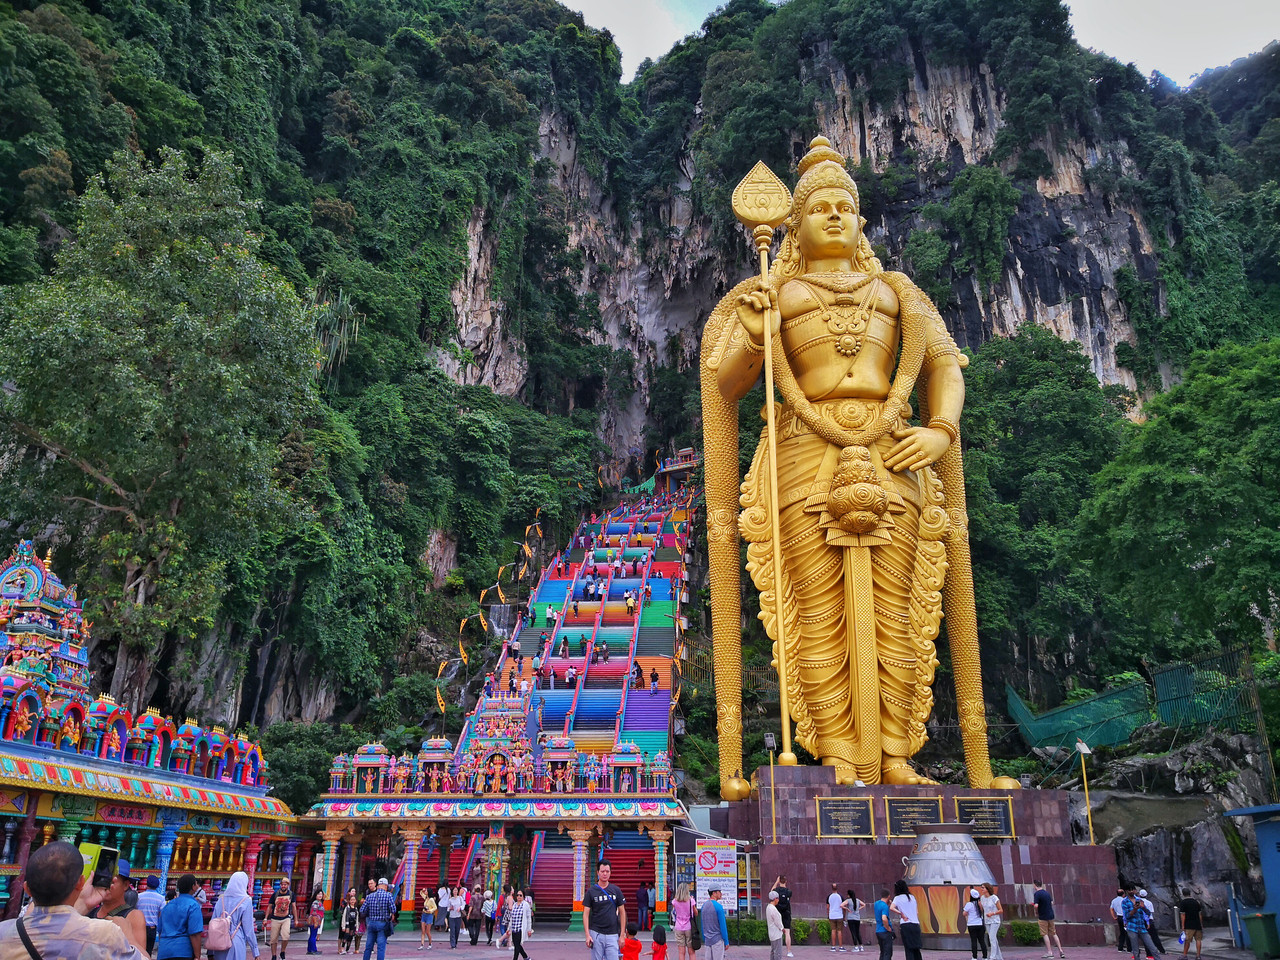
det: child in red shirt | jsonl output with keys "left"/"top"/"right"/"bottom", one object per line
{"left": 622, "top": 922, "right": 642, "bottom": 960}
{"left": 651, "top": 923, "right": 668, "bottom": 960}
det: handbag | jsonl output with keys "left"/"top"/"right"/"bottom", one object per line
{"left": 690, "top": 913, "right": 703, "bottom": 954}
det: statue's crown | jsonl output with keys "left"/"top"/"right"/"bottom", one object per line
{"left": 797, "top": 136, "right": 846, "bottom": 175}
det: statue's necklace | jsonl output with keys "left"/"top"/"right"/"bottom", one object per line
{"left": 801, "top": 272, "right": 881, "bottom": 358}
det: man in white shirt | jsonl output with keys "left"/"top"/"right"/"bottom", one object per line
{"left": 136, "top": 876, "right": 166, "bottom": 954}
{"left": 829, "top": 883, "right": 847, "bottom": 952}
{"left": 1110, "top": 888, "right": 1131, "bottom": 954}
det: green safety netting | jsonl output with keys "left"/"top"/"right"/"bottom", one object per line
{"left": 1006, "top": 680, "right": 1153, "bottom": 749}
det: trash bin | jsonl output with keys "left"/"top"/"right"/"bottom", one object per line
{"left": 1243, "top": 913, "right": 1280, "bottom": 959}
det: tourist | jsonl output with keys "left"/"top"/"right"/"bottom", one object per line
{"left": 622, "top": 922, "right": 642, "bottom": 960}
{"left": 637, "top": 882, "right": 650, "bottom": 932}
{"left": 1033, "top": 880, "right": 1065, "bottom": 960}
{"left": 650, "top": 668, "right": 660, "bottom": 694}
{"left": 1111, "top": 888, "right": 1132, "bottom": 954}
{"left": 891, "top": 880, "right": 922, "bottom": 960}
{"left": 602, "top": 641, "right": 610, "bottom": 663}
{"left": 208, "top": 871, "right": 257, "bottom": 960}
{"left": 155, "top": 873, "right": 203, "bottom": 960}
{"left": 467, "top": 885, "right": 484, "bottom": 945}
{"left": 548, "top": 667, "right": 556, "bottom": 689}
{"left": 573, "top": 598, "right": 581, "bottom": 617}
{"left": 963, "top": 888, "right": 987, "bottom": 960}
{"left": 646, "top": 885, "right": 656, "bottom": 930}
{"left": 591, "top": 643, "right": 600, "bottom": 665}
{"left": 417, "top": 888, "right": 435, "bottom": 950}
{"left": 874, "top": 889, "right": 894, "bottom": 960}
{"left": 495, "top": 885, "right": 512, "bottom": 948}
{"left": 307, "top": 885, "right": 324, "bottom": 955}
{"left": 360, "top": 878, "right": 396, "bottom": 960}
{"left": 546, "top": 606, "right": 555, "bottom": 626}
{"left": 981, "top": 883, "right": 1003, "bottom": 960}
{"left": 1140, "top": 890, "right": 1166, "bottom": 954}
{"left": 524, "top": 889, "right": 536, "bottom": 933}
{"left": 508, "top": 673, "right": 517, "bottom": 694}
{"left": 560, "top": 635, "right": 570, "bottom": 658}
{"left": 670, "top": 883, "right": 695, "bottom": 960}
{"left": 0, "top": 841, "right": 144, "bottom": 960}
{"left": 136, "top": 875, "right": 165, "bottom": 953}
{"left": 436, "top": 883, "right": 450, "bottom": 932}
{"left": 651, "top": 924, "right": 668, "bottom": 960}
{"left": 512, "top": 637, "right": 522, "bottom": 660}
{"left": 339, "top": 890, "right": 360, "bottom": 955}
{"left": 483, "top": 890, "right": 496, "bottom": 945}
{"left": 830, "top": 882, "right": 848, "bottom": 952}
{"left": 1178, "top": 888, "right": 1203, "bottom": 958}
{"left": 1122, "top": 888, "right": 1162, "bottom": 960}
{"left": 580, "top": 634, "right": 589, "bottom": 656}
{"left": 772, "top": 876, "right": 794, "bottom": 957}
{"left": 95, "top": 859, "right": 147, "bottom": 954}
{"left": 447, "top": 885, "right": 464, "bottom": 948}
{"left": 700, "top": 888, "right": 728, "bottom": 960}
{"left": 584, "top": 859, "right": 627, "bottom": 960}
{"left": 845, "top": 889, "right": 866, "bottom": 953}
{"left": 766, "top": 890, "right": 786, "bottom": 960}
{"left": 519, "top": 677, "right": 529, "bottom": 698}
{"left": 505, "top": 891, "right": 531, "bottom": 960}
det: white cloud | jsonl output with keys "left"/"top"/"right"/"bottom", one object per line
{"left": 1065, "top": 1, "right": 1276, "bottom": 86}
{"left": 576, "top": 0, "right": 1279, "bottom": 88}
{"left": 567, "top": 0, "right": 693, "bottom": 79}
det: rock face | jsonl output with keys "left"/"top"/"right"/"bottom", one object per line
{"left": 1073, "top": 733, "right": 1267, "bottom": 922}
{"left": 443, "top": 40, "right": 1157, "bottom": 457}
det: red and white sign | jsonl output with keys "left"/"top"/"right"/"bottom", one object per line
{"left": 694, "top": 838, "right": 738, "bottom": 913}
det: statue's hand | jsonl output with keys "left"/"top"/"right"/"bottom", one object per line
{"left": 885, "top": 427, "right": 951, "bottom": 472}
{"left": 735, "top": 279, "right": 779, "bottom": 346}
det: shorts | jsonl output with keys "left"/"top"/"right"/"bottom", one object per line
{"left": 780, "top": 909, "right": 792, "bottom": 930}
{"left": 421, "top": 912, "right": 434, "bottom": 925}
{"left": 1039, "top": 919, "right": 1057, "bottom": 936}
{"left": 674, "top": 928, "right": 694, "bottom": 947}
{"left": 1185, "top": 929, "right": 1203, "bottom": 944}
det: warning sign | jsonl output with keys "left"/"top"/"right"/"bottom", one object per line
{"left": 694, "top": 838, "right": 738, "bottom": 914}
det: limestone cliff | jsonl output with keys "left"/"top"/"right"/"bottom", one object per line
{"left": 445, "top": 39, "right": 1158, "bottom": 456}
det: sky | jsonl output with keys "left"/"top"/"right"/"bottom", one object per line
{"left": 568, "top": 0, "right": 1280, "bottom": 86}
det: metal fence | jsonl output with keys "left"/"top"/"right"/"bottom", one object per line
{"left": 1006, "top": 679, "right": 1154, "bottom": 750}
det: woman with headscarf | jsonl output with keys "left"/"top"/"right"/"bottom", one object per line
{"left": 210, "top": 871, "right": 260, "bottom": 960}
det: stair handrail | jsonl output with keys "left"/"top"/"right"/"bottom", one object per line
{"left": 614, "top": 567, "right": 645, "bottom": 750}
{"left": 564, "top": 570, "right": 608, "bottom": 734}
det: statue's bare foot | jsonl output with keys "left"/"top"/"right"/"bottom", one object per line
{"left": 882, "top": 760, "right": 938, "bottom": 785}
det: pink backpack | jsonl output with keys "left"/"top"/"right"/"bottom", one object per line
{"left": 207, "top": 896, "right": 246, "bottom": 951}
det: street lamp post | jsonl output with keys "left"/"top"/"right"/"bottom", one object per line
{"left": 1076, "top": 738, "right": 1095, "bottom": 844}
{"left": 764, "top": 732, "right": 777, "bottom": 844}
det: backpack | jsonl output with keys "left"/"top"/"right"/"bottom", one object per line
{"left": 207, "top": 897, "right": 246, "bottom": 951}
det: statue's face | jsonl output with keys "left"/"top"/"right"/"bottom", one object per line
{"left": 797, "top": 186, "right": 860, "bottom": 261}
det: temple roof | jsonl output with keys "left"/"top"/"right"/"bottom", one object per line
{"left": 304, "top": 795, "right": 687, "bottom": 824}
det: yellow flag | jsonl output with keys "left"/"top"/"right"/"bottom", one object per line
{"left": 525, "top": 524, "right": 533, "bottom": 536}
{"left": 523, "top": 543, "right": 532, "bottom": 558}
{"left": 478, "top": 610, "right": 488, "bottom": 631}
{"left": 535, "top": 506, "right": 541, "bottom": 518}
{"left": 478, "top": 588, "right": 488, "bottom": 606}
{"left": 459, "top": 637, "right": 469, "bottom": 665}
{"left": 437, "top": 661, "right": 447, "bottom": 678}
{"left": 518, "top": 562, "right": 527, "bottom": 579}
{"left": 436, "top": 686, "right": 446, "bottom": 713}
{"left": 458, "top": 617, "right": 467, "bottom": 635}
{"left": 598, "top": 466, "right": 604, "bottom": 488}
{"left": 495, "top": 583, "right": 506, "bottom": 603}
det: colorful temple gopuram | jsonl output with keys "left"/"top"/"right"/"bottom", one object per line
{"left": 306, "top": 487, "right": 697, "bottom": 928}
{"left": 0, "top": 541, "right": 312, "bottom": 918}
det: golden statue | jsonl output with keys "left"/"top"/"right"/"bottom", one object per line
{"left": 702, "top": 137, "right": 1015, "bottom": 796}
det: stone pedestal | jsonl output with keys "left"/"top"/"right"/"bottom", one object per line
{"left": 733, "top": 764, "right": 1118, "bottom": 947}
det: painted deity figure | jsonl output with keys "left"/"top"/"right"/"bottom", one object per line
{"left": 12, "top": 703, "right": 34, "bottom": 738}
{"left": 702, "top": 136, "right": 990, "bottom": 788}
{"left": 362, "top": 768, "right": 376, "bottom": 793}
{"left": 429, "top": 766, "right": 441, "bottom": 792}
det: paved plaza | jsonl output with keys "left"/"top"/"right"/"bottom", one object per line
{"left": 304, "top": 927, "right": 1250, "bottom": 960}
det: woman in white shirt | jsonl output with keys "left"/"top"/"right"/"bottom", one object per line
{"left": 981, "top": 883, "right": 1003, "bottom": 960}
{"left": 962, "top": 888, "right": 988, "bottom": 959}
{"left": 828, "top": 883, "right": 847, "bottom": 951}
{"left": 890, "top": 880, "right": 922, "bottom": 960}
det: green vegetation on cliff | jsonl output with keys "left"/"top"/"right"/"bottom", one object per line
{"left": 1, "top": 0, "right": 1278, "bottom": 750}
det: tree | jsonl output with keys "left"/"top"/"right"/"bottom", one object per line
{"left": 1078, "top": 339, "right": 1280, "bottom": 655}
{"left": 961, "top": 325, "right": 1134, "bottom": 693}
{"left": 0, "top": 148, "right": 317, "bottom": 711}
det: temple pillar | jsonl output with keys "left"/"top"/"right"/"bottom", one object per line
{"left": 649, "top": 828, "right": 672, "bottom": 914}
{"left": 280, "top": 838, "right": 300, "bottom": 882}
{"left": 2, "top": 789, "right": 42, "bottom": 921}
{"left": 319, "top": 830, "right": 342, "bottom": 910}
{"left": 244, "top": 833, "right": 268, "bottom": 885}
{"left": 340, "top": 832, "right": 362, "bottom": 904}
{"left": 566, "top": 826, "right": 594, "bottom": 933}
{"left": 155, "top": 823, "right": 181, "bottom": 891}
{"left": 396, "top": 828, "right": 421, "bottom": 911}
{"left": 481, "top": 826, "right": 509, "bottom": 897}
